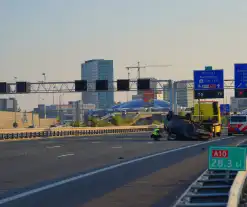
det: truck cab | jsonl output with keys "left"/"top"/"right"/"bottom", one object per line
{"left": 192, "top": 101, "right": 222, "bottom": 137}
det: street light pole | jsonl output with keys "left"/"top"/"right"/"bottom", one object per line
{"left": 53, "top": 86, "right": 55, "bottom": 105}
{"left": 58, "top": 93, "right": 64, "bottom": 124}
{"left": 42, "top": 73, "right": 47, "bottom": 119}
{"left": 42, "top": 73, "right": 46, "bottom": 82}
{"left": 14, "top": 76, "right": 17, "bottom": 125}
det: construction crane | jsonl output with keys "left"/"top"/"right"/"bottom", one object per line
{"left": 125, "top": 61, "right": 172, "bottom": 79}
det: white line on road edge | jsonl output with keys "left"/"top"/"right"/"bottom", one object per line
{"left": 236, "top": 139, "right": 247, "bottom": 147}
{"left": 172, "top": 169, "right": 208, "bottom": 207}
{"left": 46, "top": 146, "right": 61, "bottom": 149}
{"left": 91, "top": 141, "right": 101, "bottom": 144}
{"left": 147, "top": 142, "right": 153, "bottom": 144}
{"left": 0, "top": 136, "right": 235, "bottom": 205}
{"left": 112, "top": 146, "right": 122, "bottom": 149}
{"left": 57, "top": 153, "right": 74, "bottom": 158}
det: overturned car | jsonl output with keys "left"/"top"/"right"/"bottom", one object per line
{"left": 164, "top": 113, "right": 213, "bottom": 141}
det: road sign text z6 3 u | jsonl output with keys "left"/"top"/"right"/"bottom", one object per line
{"left": 208, "top": 146, "right": 246, "bottom": 171}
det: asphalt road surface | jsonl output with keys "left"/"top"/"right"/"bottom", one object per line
{"left": 0, "top": 133, "right": 246, "bottom": 207}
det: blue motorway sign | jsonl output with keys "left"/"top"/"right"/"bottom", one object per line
{"left": 194, "top": 70, "right": 224, "bottom": 90}
{"left": 235, "top": 63, "right": 247, "bottom": 89}
{"left": 220, "top": 104, "right": 230, "bottom": 113}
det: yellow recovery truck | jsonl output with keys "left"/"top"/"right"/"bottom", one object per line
{"left": 192, "top": 101, "right": 222, "bottom": 137}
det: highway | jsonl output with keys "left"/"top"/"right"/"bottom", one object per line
{"left": 0, "top": 133, "right": 246, "bottom": 207}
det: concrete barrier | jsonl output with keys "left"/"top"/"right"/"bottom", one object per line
{"left": 227, "top": 159, "right": 247, "bottom": 207}
{"left": 0, "top": 125, "right": 159, "bottom": 141}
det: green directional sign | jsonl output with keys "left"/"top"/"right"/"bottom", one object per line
{"left": 205, "top": 66, "right": 213, "bottom": 71}
{"left": 208, "top": 146, "right": 246, "bottom": 171}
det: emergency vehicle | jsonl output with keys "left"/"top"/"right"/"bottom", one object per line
{"left": 228, "top": 115, "right": 247, "bottom": 135}
{"left": 192, "top": 101, "right": 222, "bottom": 137}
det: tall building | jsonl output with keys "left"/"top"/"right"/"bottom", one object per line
{"left": 163, "top": 84, "right": 170, "bottom": 101}
{"left": 81, "top": 59, "right": 114, "bottom": 109}
{"left": 230, "top": 97, "right": 247, "bottom": 112}
{"left": 176, "top": 83, "right": 194, "bottom": 107}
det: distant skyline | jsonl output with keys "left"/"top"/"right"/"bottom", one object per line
{"left": 1, "top": 0, "right": 247, "bottom": 110}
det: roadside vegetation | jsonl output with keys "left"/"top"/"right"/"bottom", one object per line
{"left": 68, "top": 115, "right": 163, "bottom": 127}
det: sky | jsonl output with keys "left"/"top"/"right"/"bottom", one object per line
{"left": 1, "top": 0, "right": 247, "bottom": 110}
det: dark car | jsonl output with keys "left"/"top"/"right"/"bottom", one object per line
{"left": 166, "top": 114, "right": 212, "bottom": 141}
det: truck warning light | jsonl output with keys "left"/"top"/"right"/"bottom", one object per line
{"left": 212, "top": 150, "right": 228, "bottom": 158}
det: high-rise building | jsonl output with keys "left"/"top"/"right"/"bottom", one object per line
{"left": 163, "top": 84, "right": 170, "bottom": 101}
{"left": 81, "top": 59, "right": 114, "bottom": 109}
{"left": 176, "top": 82, "right": 194, "bottom": 107}
{"left": 230, "top": 97, "right": 247, "bottom": 112}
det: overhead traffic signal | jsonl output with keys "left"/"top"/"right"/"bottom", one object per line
{"left": 235, "top": 89, "right": 247, "bottom": 98}
{"left": 117, "top": 79, "right": 130, "bottom": 91}
{"left": 16, "top": 82, "right": 31, "bottom": 93}
{"left": 96, "top": 80, "right": 108, "bottom": 91}
{"left": 0, "top": 82, "right": 7, "bottom": 94}
{"left": 75, "top": 80, "right": 87, "bottom": 91}
{"left": 137, "top": 79, "right": 150, "bottom": 90}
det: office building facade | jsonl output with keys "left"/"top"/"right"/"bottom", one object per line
{"left": 176, "top": 82, "right": 194, "bottom": 107}
{"left": 81, "top": 59, "right": 114, "bottom": 109}
{"left": 33, "top": 101, "right": 96, "bottom": 124}
{"left": 0, "top": 98, "right": 18, "bottom": 112}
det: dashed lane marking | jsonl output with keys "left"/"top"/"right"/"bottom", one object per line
{"left": 46, "top": 146, "right": 61, "bottom": 149}
{"left": 57, "top": 153, "right": 74, "bottom": 158}
{"left": 112, "top": 146, "right": 122, "bottom": 149}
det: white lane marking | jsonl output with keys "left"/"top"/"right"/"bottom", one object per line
{"left": 91, "top": 141, "right": 101, "bottom": 144}
{"left": 57, "top": 153, "right": 74, "bottom": 158}
{"left": 80, "top": 137, "right": 89, "bottom": 140}
{"left": 237, "top": 139, "right": 247, "bottom": 146}
{"left": 46, "top": 146, "right": 61, "bottom": 149}
{"left": 112, "top": 146, "right": 122, "bottom": 149}
{"left": 147, "top": 142, "right": 153, "bottom": 144}
{"left": 0, "top": 136, "right": 235, "bottom": 205}
{"left": 172, "top": 169, "right": 208, "bottom": 207}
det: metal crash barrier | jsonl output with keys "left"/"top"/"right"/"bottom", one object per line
{"left": 0, "top": 125, "right": 159, "bottom": 141}
{"left": 227, "top": 158, "right": 247, "bottom": 207}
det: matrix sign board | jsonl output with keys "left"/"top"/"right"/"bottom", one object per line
{"left": 234, "top": 63, "right": 247, "bottom": 98}
{"left": 208, "top": 146, "right": 246, "bottom": 171}
{"left": 193, "top": 70, "right": 224, "bottom": 99}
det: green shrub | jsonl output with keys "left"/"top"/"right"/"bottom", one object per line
{"left": 112, "top": 115, "right": 133, "bottom": 126}
{"left": 152, "top": 120, "right": 161, "bottom": 125}
{"left": 96, "top": 120, "right": 112, "bottom": 127}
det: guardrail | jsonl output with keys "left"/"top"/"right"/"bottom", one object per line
{"left": 227, "top": 158, "right": 247, "bottom": 207}
{"left": 173, "top": 169, "right": 237, "bottom": 206}
{"left": 0, "top": 125, "right": 159, "bottom": 141}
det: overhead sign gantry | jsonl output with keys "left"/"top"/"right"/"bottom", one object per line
{"left": 0, "top": 79, "right": 169, "bottom": 94}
